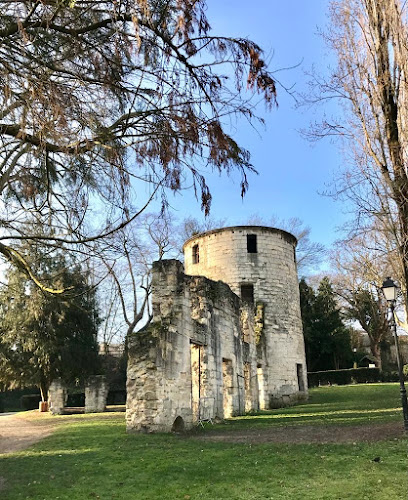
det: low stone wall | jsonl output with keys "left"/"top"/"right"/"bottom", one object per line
{"left": 85, "top": 376, "right": 109, "bottom": 413}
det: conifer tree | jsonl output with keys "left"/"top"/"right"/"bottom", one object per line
{"left": 0, "top": 1, "right": 278, "bottom": 289}
{"left": 300, "top": 277, "right": 352, "bottom": 371}
{"left": 0, "top": 246, "right": 100, "bottom": 400}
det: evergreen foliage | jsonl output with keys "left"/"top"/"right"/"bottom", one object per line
{"left": 0, "top": 246, "right": 100, "bottom": 400}
{"left": 300, "top": 277, "right": 353, "bottom": 371}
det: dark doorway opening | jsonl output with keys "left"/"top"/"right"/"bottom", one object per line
{"left": 297, "top": 364, "right": 305, "bottom": 392}
{"left": 171, "top": 416, "right": 185, "bottom": 433}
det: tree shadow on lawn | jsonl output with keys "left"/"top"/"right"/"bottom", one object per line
{"left": 1, "top": 428, "right": 407, "bottom": 500}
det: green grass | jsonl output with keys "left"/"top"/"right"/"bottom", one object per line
{"left": 1, "top": 383, "right": 407, "bottom": 500}
{"left": 210, "top": 383, "right": 403, "bottom": 431}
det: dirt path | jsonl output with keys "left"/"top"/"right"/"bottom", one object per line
{"left": 0, "top": 412, "right": 59, "bottom": 455}
{"left": 0, "top": 410, "right": 124, "bottom": 456}
{"left": 195, "top": 421, "right": 405, "bottom": 444}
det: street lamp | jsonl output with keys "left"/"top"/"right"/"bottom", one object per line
{"left": 381, "top": 277, "right": 408, "bottom": 432}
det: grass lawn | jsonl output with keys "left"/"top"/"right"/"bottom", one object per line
{"left": 1, "top": 383, "right": 407, "bottom": 500}
{"left": 212, "top": 382, "right": 403, "bottom": 431}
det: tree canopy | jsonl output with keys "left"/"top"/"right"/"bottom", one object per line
{"left": 0, "top": 246, "right": 100, "bottom": 400}
{"left": 0, "top": 0, "right": 277, "bottom": 290}
{"left": 300, "top": 277, "right": 352, "bottom": 371}
{"left": 330, "top": 234, "right": 392, "bottom": 369}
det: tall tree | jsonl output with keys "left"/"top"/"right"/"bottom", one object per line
{"left": 0, "top": 247, "right": 100, "bottom": 400}
{"left": 300, "top": 277, "right": 352, "bottom": 371}
{"left": 331, "top": 234, "right": 391, "bottom": 369}
{"left": 96, "top": 211, "right": 181, "bottom": 344}
{"left": 308, "top": 0, "right": 408, "bottom": 324}
{"left": 0, "top": 0, "right": 278, "bottom": 289}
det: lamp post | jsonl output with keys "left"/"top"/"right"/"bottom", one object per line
{"left": 381, "top": 277, "right": 408, "bottom": 432}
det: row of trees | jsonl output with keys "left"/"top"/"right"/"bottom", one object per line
{"left": 0, "top": 209, "right": 335, "bottom": 399}
{"left": 3, "top": 0, "right": 408, "bottom": 393}
{"left": 300, "top": 271, "right": 397, "bottom": 373}
{"left": 305, "top": 0, "right": 408, "bottom": 334}
{"left": 297, "top": 0, "right": 408, "bottom": 373}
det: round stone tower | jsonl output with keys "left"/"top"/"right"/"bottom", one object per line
{"left": 183, "top": 226, "right": 307, "bottom": 408}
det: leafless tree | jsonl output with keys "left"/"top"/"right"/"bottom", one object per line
{"left": 331, "top": 234, "right": 392, "bottom": 369}
{"left": 176, "top": 215, "right": 228, "bottom": 251}
{"left": 305, "top": 0, "right": 408, "bottom": 323}
{"left": 96, "top": 211, "right": 181, "bottom": 342}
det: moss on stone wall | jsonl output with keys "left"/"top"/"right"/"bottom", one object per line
{"left": 254, "top": 302, "right": 265, "bottom": 345}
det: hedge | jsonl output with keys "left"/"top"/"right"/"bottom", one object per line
{"left": 20, "top": 394, "right": 42, "bottom": 410}
{"left": 308, "top": 367, "right": 381, "bottom": 387}
{"left": 107, "top": 390, "right": 126, "bottom": 405}
{"left": 0, "top": 387, "right": 40, "bottom": 411}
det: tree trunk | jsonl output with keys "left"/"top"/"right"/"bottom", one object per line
{"left": 370, "top": 342, "right": 382, "bottom": 371}
{"left": 39, "top": 379, "right": 49, "bottom": 402}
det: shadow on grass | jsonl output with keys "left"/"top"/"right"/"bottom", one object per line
{"left": 2, "top": 417, "right": 407, "bottom": 500}
{"left": 1, "top": 384, "right": 407, "bottom": 499}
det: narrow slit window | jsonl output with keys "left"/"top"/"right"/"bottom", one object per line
{"left": 192, "top": 244, "right": 199, "bottom": 264}
{"left": 247, "top": 234, "right": 257, "bottom": 253}
{"left": 241, "top": 284, "right": 254, "bottom": 304}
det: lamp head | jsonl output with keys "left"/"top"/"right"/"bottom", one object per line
{"left": 382, "top": 277, "right": 398, "bottom": 302}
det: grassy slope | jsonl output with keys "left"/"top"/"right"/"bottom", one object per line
{"left": 213, "top": 383, "right": 403, "bottom": 430}
{"left": 1, "top": 384, "right": 407, "bottom": 500}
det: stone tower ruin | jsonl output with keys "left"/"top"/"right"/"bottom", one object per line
{"left": 126, "top": 226, "right": 308, "bottom": 433}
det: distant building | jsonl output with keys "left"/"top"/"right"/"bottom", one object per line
{"left": 98, "top": 343, "right": 124, "bottom": 358}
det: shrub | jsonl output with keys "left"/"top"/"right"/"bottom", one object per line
{"left": 308, "top": 367, "right": 381, "bottom": 388}
{"left": 20, "top": 394, "right": 42, "bottom": 410}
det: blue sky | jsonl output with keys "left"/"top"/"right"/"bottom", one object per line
{"left": 157, "top": 1, "right": 350, "bottom": 249}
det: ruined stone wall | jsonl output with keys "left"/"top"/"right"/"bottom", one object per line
{"left": 48, "top": 379, "right": 67, "bottom": 415}
{"left": 126, "top": 260, "right": 259, "bottom": 433}
{"left": 85, "top": 376, "right": 109, "bottom": 413}
{"left": 184, "top": 226, "right": 308, "bottom": 407}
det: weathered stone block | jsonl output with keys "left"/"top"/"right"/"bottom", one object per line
{"left": 48, "top": 379, "right": 67, "bottom": 415}
{"left": 85, "top": 375, "right": 109, "bottom": 413}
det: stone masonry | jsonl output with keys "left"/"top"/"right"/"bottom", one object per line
{"left": 48, "top": 379, "right": 67, "bottom": 415}
{"left": 126, "top": 226, "right": 308, "bottom": 433}
{"left": 184, "top": 226, "right": 308, "bottom": 408}
{"left": 85, "top": 375, "right": 109, "bottom": 413}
